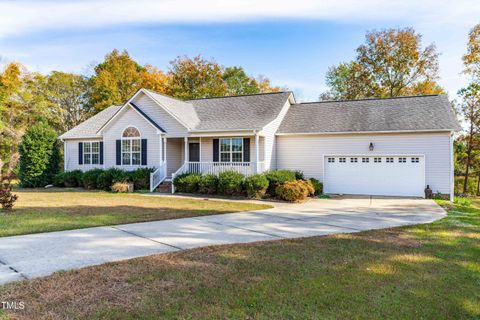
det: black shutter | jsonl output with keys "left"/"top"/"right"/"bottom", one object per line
{"left": 78, "top": 142, "right": 83, "bottom": 165}
{"left": 141, "top": 139, "right": 147, "bottom": 165}
{"left": 243, "top": 138, "right": 250, "bottom": 162}
{"left": 116, "top": 140, "right": 121, "bottom": 165}
{"left": 99, "top": 141, "right": 104, "bottom": 165}
{"left": 213, "top": 139, "right": 219, "bottom": 162}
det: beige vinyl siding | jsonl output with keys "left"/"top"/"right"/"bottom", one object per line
{"left": 103, "top": 107, "right": 161, "bottom": 170}
{"left": 276, "top": 132, "right": 452, "bottom": 194}
{"left": 260, "top": 97, "right": 291, "bottom": 170}
{"left": 133, "top": 92, "right": 188, "bottom": 137}
{"left": 167, "top": 138, "right": 184, "bottom": 177}
{"left": 198, "top": 137, "right": 263, "bottom": 163}
{"left": 64, "top": 138, "right": 103, "bottom": 171}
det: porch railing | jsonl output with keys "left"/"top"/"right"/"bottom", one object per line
{"left": 171, "top": 161, "right": 265, "bottom": 193}
{"left": 149, "top": 162, "right": 167, "bottom": 192}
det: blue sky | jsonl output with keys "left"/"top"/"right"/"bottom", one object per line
{"left": 0, "top": 0, "right": 479, "bottom": 101}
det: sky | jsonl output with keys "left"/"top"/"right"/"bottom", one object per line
{"left": 0, "top": 0, "right": 479, "bottom": 102}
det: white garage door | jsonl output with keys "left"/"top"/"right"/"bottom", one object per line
{"left": 324, "top": 155, "right": 425, "bottom": 197}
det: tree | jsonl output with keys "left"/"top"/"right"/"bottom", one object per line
{"left": 167, "top": 55, "right": 228, "bottom": 99}
{"left": 18, "top": 122, "right": 60, "bottom": 187}
{"left": 44, "top": 71, "right": 91, "bottom": 132}
{"left": 89, "top": 49, "right": 145, "bottom": 112}
{"left": 140, "top": 64, "right": 170, "bottom": 95}
{"left": 223, "top": 66, "right": 259, "bottom": 95}
{"left": 320, "top": 28, "right": 443, "bottom": 100}
{"left": 457, "top": 83, "right": 480, "bottom": 194}
{"left": 463, "top": 23, "right": 480, "bottom": 80}
{"left": 256, "top": 75, "right": 283, "bottom": 93}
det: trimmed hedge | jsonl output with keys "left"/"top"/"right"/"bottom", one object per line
{"left": 217, "top": 171, "right": 244, "bottom": 196}
{"left": 264, "top": 170, "right": 297, "bottom": 196}
{"left": 244, "top": 174, "right": 269, "bottom": 199}
{"left": 82, "top": 169, "right": 104, "bottom": 189}
{"left": 53, "top": 167, "right": 154, "bottom": 191}
{"left": 171, "top": 169, "right": 317, "bottom": 201}
{"left": 199, "top": 174, "right": 218, "bottom": 194}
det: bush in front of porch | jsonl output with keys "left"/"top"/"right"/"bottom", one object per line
{"left": 173, "top": 170, "right": 323, "bottom": 202}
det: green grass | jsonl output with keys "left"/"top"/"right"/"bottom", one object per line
{"left": 0, "top": 189, "right": 271, "bottom": 237}
{"left": 0, "top": 197, "right": 479, "bottom": 319}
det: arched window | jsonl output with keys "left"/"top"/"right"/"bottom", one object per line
{"left": 122, "top": 127, "right": 141, "bottom": 165}
{"left": 122, "top": 127, "right": 140, "bottom": 138}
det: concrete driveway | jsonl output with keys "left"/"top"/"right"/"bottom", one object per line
{"left": 0, "top": 197, "right": 445, "bottom": 285}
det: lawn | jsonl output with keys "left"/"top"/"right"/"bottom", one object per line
{"left": 0, "top": 198, "right": 478, "bottom": 319}
{"left": 0, "top": 189, "right": 271, "bottom": 237}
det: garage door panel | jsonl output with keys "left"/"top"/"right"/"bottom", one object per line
{"left": 324, "top": 156, "right": 424, "bottom": 197}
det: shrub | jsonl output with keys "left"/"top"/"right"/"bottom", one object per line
{"left": 294, "top": 170, "right": 305, "bottom": 180}
{"left": 264, "top": 170, "right": 296, "bottom": 196}
{"left": 218, "top": 171, "right": 245, "bottom": 196}
{"left": 19, "top": 123, "right": 60, "bottom": 187}
{"left": 182, "top": 174, "right": 202, "bottom": 193}
{"left": 173, "top": 173, "right": 196, "bottom": 193}
{"left": 244, "top": 174, "right": 269, "bottom": 199}
{"left": 97, "top": 168, "right": 127, "bottom": 191}
{"left": 309, "top": 178, "right": 323, "bottom": 195}
{"left": 199, "top": 174, "right": 218, "bottom": 194}
{"left": 82, "top": 169, "right": 104, "bottom": 189}
{"left": 111, "top": 182, "right": 133, "bottom": 193}
{"left": 297, "top": 179, "right": 315, "bottom": 197}
{"left": 0, "top": 175, "right": 18, "bottom": 210}
{"left": 127, "top": 167, "right": 154, "bottom": 190}
{"left": 57, "top": 170, "right": 83, "bottom": 187}
{"left": 276, "top": 181, "right": 308, "bottom": 202}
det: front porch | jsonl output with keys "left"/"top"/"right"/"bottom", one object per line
{"left": 150, "top": 135, "right": 266, "bottom": 192}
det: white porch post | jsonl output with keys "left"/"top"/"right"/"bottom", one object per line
{"left": 163, "top": 137, "right": 167, "bottom": 176}
{"left": 199, "top": 137, "right": 202, "bottom": 162}
{"left": 158, "top": 133, "right": 163, "bottom": 167}
{"left": 184, "top": 137, "right": 188, "bottom": 164}
{"left": 255, "top": 133, "right": 260, "bottom": 173}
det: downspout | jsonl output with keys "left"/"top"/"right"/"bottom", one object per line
{"left": 450, "top": 132, "right": 454, "bottom": 202}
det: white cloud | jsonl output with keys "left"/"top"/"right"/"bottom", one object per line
{"left": 0, "top": 0, "right": 479, "bottom": 38}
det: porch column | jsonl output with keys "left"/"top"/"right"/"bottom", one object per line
{"left": 184, "top": 137, "right": 188, "bottom": 164}
{"left": 199, "top": 137, "right": 202, "bottom": 162}
{"left": 158, "top": 134, "right": 163, "bottom": 167}
{"left": 255, "top": 133, "right": 260, "bottom": 173}
{"left": 163, "top": 137, "right": 167, "bottom": 177}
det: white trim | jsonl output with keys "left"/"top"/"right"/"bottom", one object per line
{"left": 62, "top": 139, "right": 67, "bottom": 171}
{"left": 450, "top": 132, "right": 454, "bottom": 202}
{"left": 189, "top": 128, "right": 260, "bottom": 133}
{"left": 275, "top": 129, "right": 454, "bottom": 136}
{"left": 97, "top": 102, "right": 163, "bottom": 135}
{"left": 255, "top": 133, "right": 260, "bottom": 173}
{"left": 81, "top": 141, "right": 101, "bottom": 165}
{"left": 199, "top": 137, "right": 202, "bottom": 162}
{"left": 219, "top": 137, "right": 244, "bottom": 163}
{"left": 121, "top": 125, "right": 142, "bottom": 138}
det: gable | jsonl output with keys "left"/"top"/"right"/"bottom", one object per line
{"left": 132, "top": 91, "right": 189, "bottom": 136}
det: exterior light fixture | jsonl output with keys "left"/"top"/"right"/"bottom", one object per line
{"left": 369, "top": 142, "right": 374, "bottom": 151}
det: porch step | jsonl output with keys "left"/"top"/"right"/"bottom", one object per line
{"left": 156, "top": 181, "right": 172, "bottom": 193}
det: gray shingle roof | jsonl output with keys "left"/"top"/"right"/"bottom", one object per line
{"left": 59, "top": 105, "right": 122, "bottom": 139}
{"left": 277, "top": 95, "right": 461, "bottom": 134}
{"left": 189, "top": 92, "right": 292, "bottom": 131}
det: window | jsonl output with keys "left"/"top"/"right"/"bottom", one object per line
{"left": 362, "top": 157, "right": 369, "bottom": 163}
{"left": 83, "top": 142, "right": 100, "bottom": 165}
{"left": 339, "top": 157, "right": 346, "bottom": 163}
{"left": 374, "top": 157, "right": 382, "bottom": 163}
{"left": 398, "top": 157, "right": 407, "bottom": 163}
{"left": 219, "top": 138, "right": 243, "bottom": 162}
{"left": 386, "top": 157, "right": 394, "bottom": 163}
{"left": 122, "top": 127, "right": 141, "bottom": 165}
{"left": 350, "top": 157, "right": 358, "bottom": 163}
{"left": 327, "top": 157, "right": 335, "bottom": 163}
{"left": 411, "top": 157, "right": 420, "bottom": 163}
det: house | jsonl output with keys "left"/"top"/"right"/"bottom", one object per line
{"left": 59, "top": 89, "right": 460, "bottom": 199}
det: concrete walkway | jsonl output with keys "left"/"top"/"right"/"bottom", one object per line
{"left": 0, "top": 197, "right": 446, "bottom": 285}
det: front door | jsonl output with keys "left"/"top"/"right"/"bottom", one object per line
{"left": 189, "top": 143, "right": 200, "bottom": 162}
